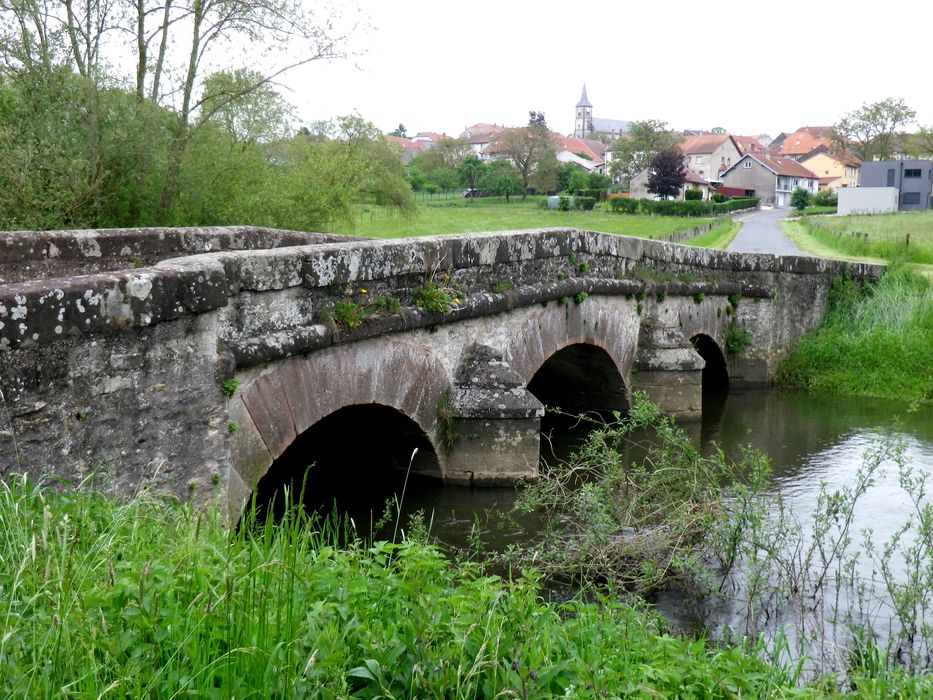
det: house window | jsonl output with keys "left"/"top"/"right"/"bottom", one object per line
{"left": 743, "top": 161, "right": 752, "bottom": 168}
{"left": 887, "top": 169, "right": 896, "bottom": 186}
{"left": 904, "top": 168, "right": 921, "bottom": 178}
{"left": 902, "top": 192, "right": 921, "bottom": 204}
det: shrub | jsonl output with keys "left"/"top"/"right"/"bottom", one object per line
{"left": 684, "top": 188, "right": 703, "bottom": 201}
{"left": 577, "top": 196, "right": 596, "bottom": 211}
{"left": 711, "top": 192, "right": 727, "bottom": 203}
{"left": 791, "top": 187, "right": 812, "bottom": 211}
{"left": 610, "top": 197, "right": 759, "bottom": 217}
{"left": 558, "top": 195, "right": 572, "bottom": 211}
{"left": 813, "top": 189, "right": 838, "bottom": 207}
{"left": 609, "top": 197, "right": 638, "bottom": 213}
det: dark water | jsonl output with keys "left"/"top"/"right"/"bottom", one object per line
{"left": 398, "top": 388, "right": 933, "bottom": 556}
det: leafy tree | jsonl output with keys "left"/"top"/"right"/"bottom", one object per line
{"left": 390, "top": 123, "right": 407, "bottom": 137}
{"left": 481, "top": 160, "right": 522, "bottom": 202}
{"left": 791, "top": 187, "right": 812, "bottom": 211}
{"left": 587, "top": 172, "right": 612, "bottom": 190}
{"left": 608, "top": 120, "right": 683, "bottom": 185}
{"left": 431, "top": 138, "right": 472, "bottom": 170}
{"left": 493, "top": 123, "right": 555, "bottom": 198}
{"left": 646, "top": 148, "right": 686, "bottom": 200}
{"left": 832, "top": 98, "right": 916, "bottom": 161}
{"left": 458, "top": 154, "right": 486, "bottom": 198}
{"left": 567, "top": 168, "right": 590, "bottom": 194}
{"left": 528, "top": 149, "right": 559, "bottom": 194}
{"left": 711, "top": 127, "right": 727, "bottom": 134}
{"left": 528, "top": 111, "right": 547, "bottom": 128}
{"left": 406, "top": 163, "right": 427, "bottom": 192}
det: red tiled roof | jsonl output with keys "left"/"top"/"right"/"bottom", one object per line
{"left": 800, "top": 144, "right": 861, "bottom": 168}
{"left": 775, "top": 127, "right": 833, "bottom": 156}
{"left": 738, "top": 153, "right": 818, "bottom": 178}
{"left": 684, "top": 169, "right": 709, "bottom": 185}
{"left": 733, "top": 135, "right": 768, "bottom": 154}
{"left": 681, "top": 134, "right": 735, "bottom": 155}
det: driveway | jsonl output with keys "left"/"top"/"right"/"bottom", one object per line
{"left": 727, "top": 207, "right": 806, "bottom": 256}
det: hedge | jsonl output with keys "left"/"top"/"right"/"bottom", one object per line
{"left": 608, "top": 197, "right": 759, "bottom": 216}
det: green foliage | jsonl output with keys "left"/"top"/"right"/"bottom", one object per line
{"left": 557, "top": 195, "right": 571, "bottom": 211}
{"left": 693, "top": 292, "right": 706, "bottom": 303}
{"left": 833, "top": 97, "right": 917, "bottom": 161}
{"left": 684, "top": 188, "right": 703, "bottom": 201}
{"left": 791, "top": 187, "right": 812, "bottom": 211}
{"left": 576, "top": 196, "right": 596, "bottom": 211}
{"left": 792, "top": 213, "right": 933, "bottom": 265}
{"left": 331, "top": 299, "right": 371, "bottom": 328}
{"left": 478, "top": 159, "right": 521, "bottom": 202}
{"left": 507, "top": 394, "right": 771, "bottom": 594}
{"left": 711, "top": 192, "right": 727, "bottom": 203}
{"left": 725, "top": 325, "right": 752, "bottom": 354}
{"left": 490, "top": 280, "right": 514, "bottom": 293}
{"left": 775, "top": 267, "right": 933, "bottom": 402}
{"left": 228, "top": 422, "right": 239, "bottom": 434}
{"left": 609, "top": 197, "right": 759, "bottom": 217}
{"left": 573, "top": 291, "right": 588, "bottom": 304}
{"left": 412, "top": 280, "right": 460, "bottom": 313}
{"left": 220, "top": 377, "right": 239, "bottom": 397}
{"left": 0, "top": 477, "right": 829, "bottom": 698}
{"left": 813, "top": 188, "right": 838, "bottom": 207}
{"left": 608, "top": 119, "right": 684, "bottom": 184}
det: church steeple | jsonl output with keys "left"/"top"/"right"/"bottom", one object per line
{"left": 574, "top": 84, "right": 593, "bottom": 138}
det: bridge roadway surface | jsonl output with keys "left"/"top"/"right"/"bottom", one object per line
{"left": 729, "top": 207, "right": 805, "bottom": 256}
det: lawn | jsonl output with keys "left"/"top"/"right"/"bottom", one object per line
{"left": 783, "top": 210, "right": 933, "bottom": 267}
{"left": 332, "top": 199, "right": 723, "bottom": 240}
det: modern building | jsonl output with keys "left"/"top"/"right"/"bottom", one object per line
{"left": 859, "top": 160, "right": 933, "bottom": 211}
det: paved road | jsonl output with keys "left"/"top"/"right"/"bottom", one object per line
{"left": 727, "top": 207, "right": 807, "bottom": 256}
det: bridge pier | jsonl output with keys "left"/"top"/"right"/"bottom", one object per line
{"left": 444, "top": 345, "right": 543, "bottom": 484}
{"left": 631, "top": 326, "right": 704, "bottom": 421}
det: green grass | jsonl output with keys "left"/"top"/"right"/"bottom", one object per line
{"left": 785, "top": 211, "right": 933, "bottom": 266}
{"left": 0, "top": 476, "right": 823, "bottom": 698}
{"left": 683, "top": 218, "right": 743, "bottom": 250}
{"left": 335, "top": 200, "right": 720, "bottom": 240}
{"left": 794, "top": 205, "right": 838, "bottom": 217}
{"left": 775, "top": 267, "right": 933, "bottom": 403}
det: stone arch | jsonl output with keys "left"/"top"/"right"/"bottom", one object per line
{"left": 690, "top": 333, "right": 729, "bottom": 392}
{"left": 226, "top": 338, "right": 450, "bottom": 521}
{"left": 502, "top": 299, "right": 639, "bottom": 387}
{"left": 527, "top": 343, "right": 630, "bottom": 416}
{"left": 250, "top": 403, "right": 440, "bottom": 523}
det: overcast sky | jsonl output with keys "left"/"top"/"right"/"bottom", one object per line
{"left": 281, "top": 0, "right": 933, "bottom": 140}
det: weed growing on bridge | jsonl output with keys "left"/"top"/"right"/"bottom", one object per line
{"left": 331, "top": 299, "right": 372, "bottom": 328}
{"left": 574, "top": 291, "right": 588, "bottom": 304}
{"left": 490, "top": 280, "right": 514, "bottom": 293}
{"left": 693, "top": 292, "right": 706, "bottom": 303}
{"left": 220, "top": 377, "right": 239, "bottom": 397}
{"left": 413, "top": 280, "right": 461, "bottom": 313}
{"left": 725, "top": 325, "right": 752, "bottom": 354}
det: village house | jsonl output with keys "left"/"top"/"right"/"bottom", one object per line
{"left": 771, "top": 126, "right": 834, "bottom": 161}
{"left": 680, "top": 134, "right": 743, "bottom": 182}
{"left": 720, "top": 153, "right": 819, "bottom": 206}
{"left": 860, "top": 160, "right": 933, "bottom": 210}
{"left": 798, "top": 146, "right": 861, "bottom": 190}
{"left": 628, "top": 168, "right": 712, "bottom": 200}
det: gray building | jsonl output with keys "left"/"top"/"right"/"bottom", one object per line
{"left": 859, "top": 160, "right": 933, "bottom": 211}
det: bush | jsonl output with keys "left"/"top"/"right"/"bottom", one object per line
{"left": 791, "top": 187, "right": 812, "bottom": 211}
{"left": 711, "top": 192, "right": 727, "bottom": 203}
{"left": 608, "top": 197, "right": 638, "bottom": 213}
{"left": 558, "top": 195, "right": 572, "bottom": 211}
{"left": 684, "top": 188, "right": 703, "bottom": 201}
{"left": 607, "top": 197, "right": 759, "bottom": 217}
{"left": 813, "top": 189, "right": 838, "bottom": 207}
{"left": 577, "top": 196, "right": 596, "bottom": 211}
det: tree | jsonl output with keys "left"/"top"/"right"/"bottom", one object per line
{"left": 832, "top": 98, "right": 916, "bottom": 161}
{"left": 608, "top": 120, "right": 683, "bottom": 185}
{"left": 528, "top": 111, "right": 547, "bottom": 128}
{"left": 567, "top": 168, "right": 590, "bottom": 194}
{"left": 492, "top": 123, "right": 555, "bottom": 198}
{"left": 646, "top": 148, "right": 686, "bottom": 199}
{"left": 711, "top": 127, "right": 727, "bottom": 134}
{"left": 528, "top": 149, "right": 559, "bottom": 194}
{"left": 481, "top": 159, "right": 522, "bottom": 202}
{"left": 458, "top": 154, "right": 486, "bottom": 199}
{"left": 791, "top": 187, "right": 811, "bottom": 211}
{"left": 390, "top": 123, "right": 407, "bottom": 137}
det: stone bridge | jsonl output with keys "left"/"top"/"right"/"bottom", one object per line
{"left": 0, "top": 226, "right": 882, "bottom": 521}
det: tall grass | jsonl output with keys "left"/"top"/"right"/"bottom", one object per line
{"left": 796, "top": 213, "right": 933, "bottom": 265}
{"left": 0, "top": 474, "right": 808, "bottom": 698}
{"left": 775, "top": 267, "right": 933, "bottom": 402}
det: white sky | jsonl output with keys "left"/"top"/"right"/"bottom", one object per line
{"left": 280, "top": 0, "right": 933, "bottom": 140}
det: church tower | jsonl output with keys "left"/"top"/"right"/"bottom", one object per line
{"left": 574, "top": 84, "right": 592, "bottom": 138}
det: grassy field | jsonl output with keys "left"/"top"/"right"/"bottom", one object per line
{"left": 783, "top": 211, "right": 933, "bottom": 267}
{"left": 683, "top": 218, "right": 743, "bottom": 250}
{"left": 775, "top": 266, "right": 933, "bottom": 403}
{"left": 333, "top": 199, "right": 722, "bottom": 240}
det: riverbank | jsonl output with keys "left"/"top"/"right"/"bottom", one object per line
{"left": 5, "top": 474, "right": 933, "bottom": 697}
{"left": 774, "top": 215, "right": 933, "bottom": 403}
